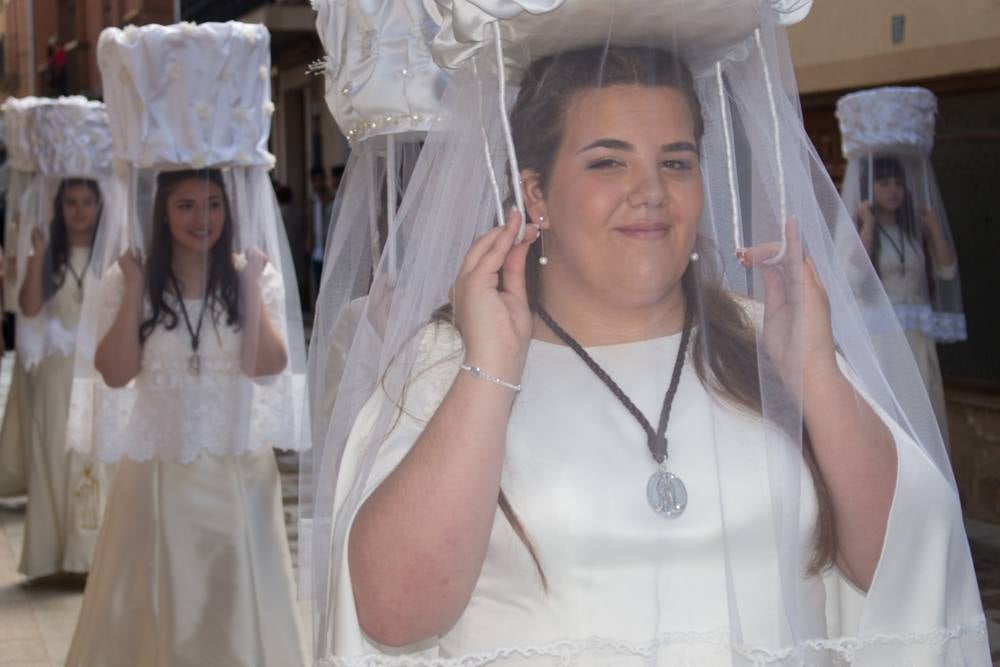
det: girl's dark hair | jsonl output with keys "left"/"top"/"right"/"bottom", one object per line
{"left": 476, "top": 45, "right": 834, "bottom": 579}
{"left": 45, "top": 178, "right": 101, "bottom": 300}
{"left": 138, "top": 168, "right": 241, "bottom": 343}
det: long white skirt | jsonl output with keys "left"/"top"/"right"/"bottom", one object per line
{"left": 66, "top": 448, "right": 306, "bottom": 667}
{"left": 18, "top": 353, "right": 110, "bottom": 577}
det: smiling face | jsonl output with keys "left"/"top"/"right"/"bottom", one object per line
{"left": 872, "top": 176, "right": 905, "bottom": 215}
{"left": 164, "top": 178, "right": 227, "bottom": 255}
{"left": 61, "top": 182, "right": 100, "bottom": 237}
{"left": 524, "top": 84, "right": 703, "bottom": 310}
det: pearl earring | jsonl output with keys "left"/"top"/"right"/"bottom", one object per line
{"left": 690, "top": 251, "right": 700, "bottom": 262}
{"left": 537, "top": 215, "right": 549, "bottom": 266}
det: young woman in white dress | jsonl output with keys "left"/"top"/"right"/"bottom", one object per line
{"left": 17, "top": 178, "right": 107, "bottom": 579}
{"left": 313, "top": 15, "right": 989, "bottom": 664}
{"left": 65, "top": 169, "right": 305, "bottom": 666}
{"left": 854, "top": 156, "right": 957, "bottom": 441}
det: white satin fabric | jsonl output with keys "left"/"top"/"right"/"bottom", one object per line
{"left": 323, "top": 320, "right": 987, "bottom": 665}
{"left": 18, "top": 248, "right": 112, "bottom": 578}
{"left": 425, "top": 0, "right": 812, "bottom": 75}
{"left": 74, "top": 261, "right": 292, "bottom": 464}
{"left": 66, "top": 447, "right": 305, "bottom": 667}
{"left": 97, "top": 22, "right": 274, "bottom": 170}
{"left": 314, "top": 0, "right": 447, "bottom": 145}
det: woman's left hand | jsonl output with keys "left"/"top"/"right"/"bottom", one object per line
{"left": 738, "top": 218, "right": 838, "bottom": 392}
{"left": 242, "top": 246, "right": 269, "bottom": 285}
{"left": 920, "top": 207, "right": 943, "bottom": 238}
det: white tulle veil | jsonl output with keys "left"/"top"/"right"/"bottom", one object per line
{"left": 306, "top": 1, "right": 987, "bottom": 664}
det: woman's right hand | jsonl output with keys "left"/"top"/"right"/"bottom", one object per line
{"left": 855, "top": 200, "right": 875, "bottom": 230}
{"left": 118, "top": 250, "right": 144, "bottom": 289}
{"left": 29, "top": 226, "right": 45, "bottom": 258}
{"left": 451, "top": 210, "right": 539, "bottom": 383}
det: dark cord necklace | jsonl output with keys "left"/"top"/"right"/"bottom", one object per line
{"left": 535, "top": 304, "right": 693, "bottom": 518}
{"left": 65, "top": 250, "right": 91, "bottom": 303}
{"left": 169, "top": 274, "right": 208, "bottom": 376}
{"left": 877, "top": 223, "right": 907, "bottom": 274}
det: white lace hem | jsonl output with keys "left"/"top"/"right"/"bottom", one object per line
{"left": 317, "top": 618, "right": 988, "bottom": 666}
{"left": 893, "top": 304, "right": 966, "bottom": 343}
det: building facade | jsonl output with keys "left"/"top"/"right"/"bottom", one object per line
{"left": 0, "top": 0, "right": 175, "bottom": 99}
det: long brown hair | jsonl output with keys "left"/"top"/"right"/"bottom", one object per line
{"left": 139, "top": 168, "right": 241, "bottom": 343}
{"left": 44, "top": 178, "right": 102, "bottom": 300}
{"left": 436, "top": 45, "right": 835, "bottom": 581}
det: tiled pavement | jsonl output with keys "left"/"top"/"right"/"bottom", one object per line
{"left": 2, "top": 348, "right": 1000, "bottom": 665}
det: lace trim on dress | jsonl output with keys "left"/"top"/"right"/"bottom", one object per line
{"left": 893, "top": 304, "right": 967, "bottom": 343}
{"left": 318, "top": 619, "right": 987, "bottom": 667}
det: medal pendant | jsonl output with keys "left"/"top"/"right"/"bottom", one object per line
{"left": 647, "top": 463, "right": 687, "bottom": 518}
{"left": 188, "top": 353, "right": 201, "bottom": 376}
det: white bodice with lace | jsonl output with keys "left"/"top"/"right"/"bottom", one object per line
{"left": 87, "top": 260, "right": 299, "bottom": 464}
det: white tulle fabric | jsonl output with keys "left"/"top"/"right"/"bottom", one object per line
{"left": 97, "top": 22, "right": 275, "bottom": 170}
{"left": 73, "top": 261, "right": 295, "bottom": 464}
{"left": 69, "top": 22, "right": 308, "bottom": 465}
{"left": 313, "top": 0, "right": 448, "bottom": 145}
{"left": 302, "top": 0, "right": 449, "bottom": 599}
{"left": 322, "top": 322, "right": 987, "bottom": 666}
{"left": 306, "top": 1, "right": 988, "bottom": 664}
{"left": 2, "top": 96, "right": 46, "bottom": 314}
{"left": 836, "top": 87, "right": 936, "bottom": 160}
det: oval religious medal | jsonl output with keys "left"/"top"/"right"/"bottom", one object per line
{"left": 188, "top": 353, "right": 201, "bottom": 376}
{"left": 647, "top": 465, "right": 687, "bottom": 518}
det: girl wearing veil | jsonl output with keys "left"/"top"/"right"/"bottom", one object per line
{"left": 837, "top": 87, "right": 965, "bottom": 444}
{"left": 0, "top": 96, "right": 40, "bottom": 500}
{"left": 66, "top": 22, "right": 307, "bottom": 666}
{"left": 310, "top": 1, "right": 987, "bottom": 665}
{"left": 14, "top": 97, "right": 112, "bottom": 579}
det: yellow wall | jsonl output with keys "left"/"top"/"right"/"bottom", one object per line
{"left": 788, "top": 0, "right": 1000, "bottom": 93}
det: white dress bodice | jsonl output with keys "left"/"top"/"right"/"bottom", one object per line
{"left": 89, "top": 262, "right": 289, "bottom": 464}
{"left": 875, "top": 223, "right": 928, "bottom": 306}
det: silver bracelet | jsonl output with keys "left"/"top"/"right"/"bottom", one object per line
{"left": 459, "top": 363, "right": 521, "bottom": 393}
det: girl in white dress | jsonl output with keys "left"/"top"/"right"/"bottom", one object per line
{"left": 310, "top": 2, "right": 988, "bottom": 664}
{"left": 838, "top": 88, "right": 966, "bottom": 448}
{"left": 854, "top": 156, "right": 956, "bottom": 440}
{"left": 17, "top": 177, "right": 108, "bottom": 579}
{"left": 65, "top": 168, "right": 305, "bottom": 666}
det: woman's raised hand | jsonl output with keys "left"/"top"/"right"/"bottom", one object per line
{"left": 242, "top": 246, "right": 270, "bottom": 284}
{"left": 855, "top": 200, "right": 876, "bottom": 230}
{"left": 118, "top": 250, "right": 144, "bottom": 289}
{"left": 451, "top": 210, "right": 539, "bottom": 383}
{"left": 738, "top": 218, "right": 838, "bottom": 394}
{"left": 29, "top": 226, "right": 45, "bottom": 257}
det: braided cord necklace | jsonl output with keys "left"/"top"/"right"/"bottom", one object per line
{"left": 535, "top": 304, "right": 693, "bottom": 518}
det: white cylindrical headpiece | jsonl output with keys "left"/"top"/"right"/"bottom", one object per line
{"left": 97, "top": 21, "right": 276, "bottom": 170}
{"left": 836, "top": 86, "right": 937, "bottom": 159}
{"left": 27, "top": 97, "right": 112, "bottom": 177}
